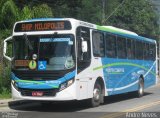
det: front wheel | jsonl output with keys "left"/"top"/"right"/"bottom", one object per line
{"left": 89, "top": 82, "right": 102, "bottom": 107}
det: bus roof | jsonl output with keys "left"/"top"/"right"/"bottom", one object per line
{"left": 14, "top": 18, "right": 156, "bottom": 44}
{"left": 97, "top": 25, "right": 156, "bottom": 44}
{"left": 20, "top": 18, "right": 75, "bottom": 22}
{"left": 101, "top": 26, "right": 138, "bottom": 36}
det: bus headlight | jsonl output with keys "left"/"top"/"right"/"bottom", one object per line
{"left": 67, "top": 79, "right": 74, "bottom": 86}
{"left": 59, "top": 79, "right": 74, "bottom": 91}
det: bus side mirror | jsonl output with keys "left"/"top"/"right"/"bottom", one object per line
{"left": 82, "top": 41, "right": 88, "bottom": 53}
{"left": 3, "top": 36, "right": 12, "bottom": 61}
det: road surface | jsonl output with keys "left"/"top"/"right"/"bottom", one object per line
{"left": 0, "top": 83, "right": 160, "bottom": 118}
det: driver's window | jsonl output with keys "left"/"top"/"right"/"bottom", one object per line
{"left": 76, "top": 27, "right": 91, "bottom": 61}
{"left": 76, "top": 26, "right": 91, "bottom": 71}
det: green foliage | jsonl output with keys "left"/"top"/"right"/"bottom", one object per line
{"left": 0, "top": 0, "right": 158, "bottom": 40}
{"left": 77, "top": 0, "right": 102, "bottom": 24}
{"left": 53, "top": 3, "right": 70, "bottom": 18}
{"left": 19, "top": 6, "right": 32, "bottom": 20}
{"left": 32, "top": 4, "right": 53, "bottom": 18}
{"left": 18, "top": 4, "right": 53, "bottom": 20}
{"left": 0, "top": 87, "right": 11, "bottom": 99}
{"left": 0, "top": 29, "right": 12, "bottom": 43}
{"left": 106, "top": 0, "right": 159, "bottom": 39}
{"left": 0, "top": 1, "right": 53, "bottom": 42}
{"left": 0, "top": 0, "right": 19, "bottom": 30}
{"left": 0, "top": 65, "right": 11, "bottom": 98}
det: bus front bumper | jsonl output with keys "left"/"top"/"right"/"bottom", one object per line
{"left": 11, "top": 83, "right": 76, "bottom": 101}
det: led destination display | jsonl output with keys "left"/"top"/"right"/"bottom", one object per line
{"left": 14, "top": 21, "right": 71, "bottom": 32}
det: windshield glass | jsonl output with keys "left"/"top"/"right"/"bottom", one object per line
{"left": 13, "top": 34, "right": 75, "bottom": 70}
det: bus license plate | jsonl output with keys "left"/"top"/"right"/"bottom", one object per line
{"left": 32, "top": 91, "right": 43, "bottom": 96}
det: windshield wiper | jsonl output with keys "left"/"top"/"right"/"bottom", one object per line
{"left": 23, "top": 33, "right": 33, "bottom": 50}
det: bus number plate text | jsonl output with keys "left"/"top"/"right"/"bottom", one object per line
{"left": 32, "top": 91, "right": 43, "bottom": 96}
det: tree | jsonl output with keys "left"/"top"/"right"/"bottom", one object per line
{"left": 0, "top": 0, "right": 19, "bottom": 42}
{"left": 0, "top": 0, "right": 18, "bottom": 30}
{"left": 0, "top": 0, "right": 54, "bottom": 41}
{"left": 18, "top": 6, "right": 32, "bottom": 20}
{"left": 32, "top": 4, "right": 53, "bottom": 18}
{"left": 1, "top": 0, "right": 159, "bottom": 40}
{"left": 77, "top": 0, "right": 102, "bottom": 24}
{"left": 105, "top": 0, "right": 159, "bottom": 39}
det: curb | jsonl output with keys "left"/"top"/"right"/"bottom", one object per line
{"left": 0, "top": 99, "right": 12, "bottom": 108}
{"left": 0, "top": 102, "right": 8, "bottom": 107}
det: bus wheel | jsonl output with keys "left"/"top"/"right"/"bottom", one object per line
{"left": 89, "top": 82, "right": 102, "bottom": 107}
{"left": 137, "top": 78, "right": 144, "bottom": 97}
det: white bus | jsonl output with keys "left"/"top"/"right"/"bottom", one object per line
{"left": 3, "top": 18, "right": 157, "bottom": 107}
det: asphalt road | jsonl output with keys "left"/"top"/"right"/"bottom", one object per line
{"left": 1, "top": 83, "right": 160, "bottom": 118}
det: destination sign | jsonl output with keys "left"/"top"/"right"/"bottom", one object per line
{"left": 15, "top": 60, "right": 29, "bottom": 67}
{"left": 14, "top": 21, "right": 71, "bottom": 32}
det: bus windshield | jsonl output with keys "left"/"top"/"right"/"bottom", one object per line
{"left": 13, "top": 34, "right": 75, "bottom": 70}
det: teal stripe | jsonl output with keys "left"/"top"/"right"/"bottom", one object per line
{"left": 15, "top": 80, "right": 59, "bottom": 88}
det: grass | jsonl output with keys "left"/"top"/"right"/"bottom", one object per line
{"left": 0, "top": 87, "right": 11, "bottom": 99}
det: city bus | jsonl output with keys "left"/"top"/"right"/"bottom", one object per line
{"left": 3, "top": 18, "right": 158, "bottom": 107}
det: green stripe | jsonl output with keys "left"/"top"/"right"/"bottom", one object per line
{"left": 97, "top": 25, "right": 131, "bottom": 35}
{"left": 93, "top": 62, "right": 156, "bottom": 76}
{"left": 15, "top": 80, "right": 44, "bottom": 84}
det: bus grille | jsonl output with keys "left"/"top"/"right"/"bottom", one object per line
{"left": 19, "top": 88, "right": 57, "bottom": 96}
{"left": 12, "top": 70, "right": 66, "bottom": 80}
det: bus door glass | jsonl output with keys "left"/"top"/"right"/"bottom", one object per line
{"left": 76, "top": 27, "right": 91, "bottom": 71}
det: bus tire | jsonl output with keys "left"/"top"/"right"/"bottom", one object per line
{"left": 89, "top": 82, "right": 102, "bottom": 107}
{"left": 41, "top": 101, "right": 52, "bottom": 107}
{"left": 137, "top": 78, "right": 144, "bottom": 98}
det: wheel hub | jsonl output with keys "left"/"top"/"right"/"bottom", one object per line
{"left": 93, "top": 88, "right": 100, "bottom": 101}
{"left": 139, "top": 83, "right": 143, "bottom": 95}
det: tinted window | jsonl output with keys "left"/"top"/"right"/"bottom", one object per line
{"left": 117, "top": 36, "right": 126, "bottom": 59}
{"left": 105, "top": 34, "right": 117, "bottom": 58}
{"left": 135, "top": 41, "right": 144, "bottom": 60}
{"left": 127, "top": 39, "right": 135, "bottom": 59}
{"left": 149, "top": 44, "right": 156, "bottom": 60}
{"left": 77, "top": 27, "right": 91, "bottom": 60}
{"left": 76, "top": 27, "right": 91, "bottom": 71}
{"left": 92, "top": 31, "right": 104, "bottom": 57}
{"left": 144, "top": 43, "right": 149, "bottom": 60}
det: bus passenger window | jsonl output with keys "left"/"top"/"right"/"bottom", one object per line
{"left": 92, "top": 31, "right": 104, "bottom": 57}
{"left": 117, "top": 36, "right": 126, "bottom": 59}
{"left": 135, "top": 41, "right": 143, "bottom": 60}
{"left": 143, "top": 43, "right": 149, "bottom": 60}
{"left": 105, "top": 34, "right": 117, "bottom": 58}
{"left": 149, "top": 44, "right": 156, "bottom": 60}
{"left": 127, "top": 39, "right": 135, "bottom": 59}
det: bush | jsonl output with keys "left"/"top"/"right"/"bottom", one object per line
{"left": 0, "top": 87, "right": 11, "bottom": 99}
{"left": 32, "top": 4, "right": 53, "bottom": 18}
{"left": 0, "top": 64, "right": 11, "bottom": 98}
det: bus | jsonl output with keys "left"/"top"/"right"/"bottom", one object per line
{"left": 3, "top": 18, "right": 158, "bottom": 107}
